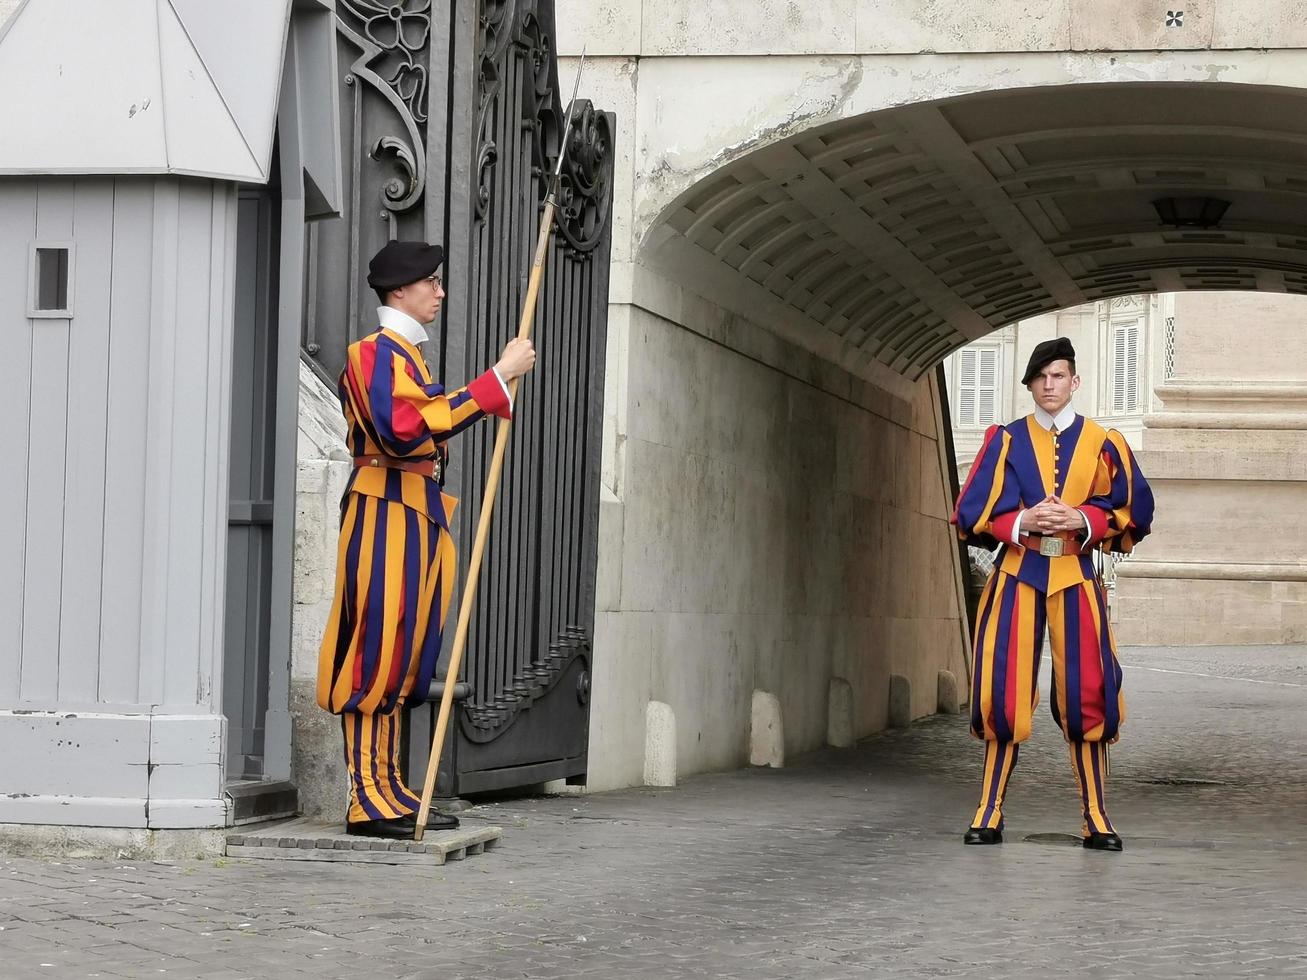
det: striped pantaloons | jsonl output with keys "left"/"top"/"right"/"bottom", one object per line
{"left": 968, "top": 570, "right": 1125, "bottom": 836}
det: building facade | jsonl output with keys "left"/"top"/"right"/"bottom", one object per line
{"left": 944, "top": 290, "right": 1307, "bottom": 645}
{"left": 944, "top": 293, "right": 1175, "bottom": 476}
{"left": 6, "top": 0, "right": 1307, "bottom": 838}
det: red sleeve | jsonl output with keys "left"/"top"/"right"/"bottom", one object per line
{"left": 1079, "top": 506, "right": 1110, "bottom": 545}
{"left": 989, "top": 511, "right": 1019, "bottom": 544}
{"left": 465, "top": 369, "right": 512, "bottom": 420}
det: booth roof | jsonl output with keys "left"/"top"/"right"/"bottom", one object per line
{"left": 0, "top": 0, "right": 291, "bottom": 182}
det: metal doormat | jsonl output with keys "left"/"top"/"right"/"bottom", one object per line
{"left": 226, "top": 818, "right": 502, "bottom": 866}
{"left": 1023, "top": 832, "right": 1084, "bottom": 846}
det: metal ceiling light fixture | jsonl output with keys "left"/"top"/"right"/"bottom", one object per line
{"left": 1152, "top": 196, "right": 1231, "bottom": 229}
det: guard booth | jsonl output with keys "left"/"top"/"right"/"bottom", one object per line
{"left": 0, "top": 0, "right": 613, "bottom": 830}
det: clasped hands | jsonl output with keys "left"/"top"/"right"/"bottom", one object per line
{"left": 1019, "top": 495, "right": 1085, "bottom": 535}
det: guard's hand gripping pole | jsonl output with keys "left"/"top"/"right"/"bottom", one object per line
{"left": 413, "top": 51, "right": 588, "bottom": 841}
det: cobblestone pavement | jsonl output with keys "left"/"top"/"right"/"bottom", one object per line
{"left": 3, "top": 645, "right": 1307, "bottom": 979}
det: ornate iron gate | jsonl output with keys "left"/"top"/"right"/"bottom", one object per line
{"left": 301, "top": 0, "right": 614, "bottom": 795}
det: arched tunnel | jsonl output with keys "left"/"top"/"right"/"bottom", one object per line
{"left": 640, "top": 82, "right": 1307, "bottom": 380}
{"left": 587, "top": 77, "right": 1307, "bottom": 790}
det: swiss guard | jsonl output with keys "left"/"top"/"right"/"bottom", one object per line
{"left": 316, "top": 240, "right": 536, "bottom": 838}
{"left": 951, "top": 337, "right": 1154, "bottom": 852}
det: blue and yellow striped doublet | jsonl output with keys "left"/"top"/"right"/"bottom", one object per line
{"left": 317, "top": 326, "right": 509, "bottom": 824}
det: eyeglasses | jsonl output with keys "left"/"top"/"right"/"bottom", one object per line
{"left": 424, "top": 273, "right": 443, "bottom": 288}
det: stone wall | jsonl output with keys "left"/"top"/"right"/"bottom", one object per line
{"left": 557, "top": 0, "right": 1307, "bottom": 56}
{"left": 946, "top": 295, "right": 1170, "bottom": 478}
{"left": 289, "top": 362, "right": 353, "bottom": 819}
{"left": 586, "top": 278, "right": 969, "bottom": 791}
{"left": 556, "top": 17, "right": 1307, "bottom": 253}
{"left": 1114, "top": 293, "right": 1307, "bottom": 645}
{"left": 548, "top": 19, "right": 976, "bottom": 792}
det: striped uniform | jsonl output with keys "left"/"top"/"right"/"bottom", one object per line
{"left": 952, "top": 413, "right": 1153, "bottom": 836}
{"left": 317, "top": 326, "right": 510, "bottom": 824}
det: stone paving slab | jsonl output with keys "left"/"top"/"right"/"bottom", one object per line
{"left": 1, "top": 645, "right": 1306, "bottom": 979}
{"left": 225, "top": 818, "right": 502, "bottom": 866}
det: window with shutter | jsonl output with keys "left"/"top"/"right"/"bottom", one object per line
{"left": 1125, "top": 323, "right": 1139, "bottom": 412}
{"left": 977, "top": 348, "right": 998, "bottom": 426}
{"left": 1111, "top": 322, "right": 1141, "bottom": 414}
{"left": 956, "top": 346, "right": 999, "bottom": 427}
{"left": 958, "top": 349, "right": 977, "bottom": 426}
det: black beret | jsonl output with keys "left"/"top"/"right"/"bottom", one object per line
{"left": 1022, "top": 337, "right": 1077, "bottom": 386}
{"left": 367, "top": 240, "right": 444, "bottom": 292}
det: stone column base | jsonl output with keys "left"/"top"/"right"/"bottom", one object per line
{"left": 1113, "top": 562, "right": 1307, "bottom": 645}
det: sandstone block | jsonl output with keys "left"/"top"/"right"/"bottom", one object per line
{"left": 827, "top": 677, "right": 855, "bottom": 748}
{"left": 888, "top": 674, "right": 912, "bottom": 729}
{"left": 937, "top": 670, "right": 959, "bottom": 715}
{"left": 750, "top": 690, "right": 785, "bottom": 768}
{"left": 644, "top": 701, "right": 677, "bottom": 787}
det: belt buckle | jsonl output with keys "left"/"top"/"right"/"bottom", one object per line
{"left": 1039, "top": 536, "right": 1064, "bottom": 558}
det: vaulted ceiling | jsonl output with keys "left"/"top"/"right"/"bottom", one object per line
{"left": 645, "top": 83, "right": 1307, "bottom": 380}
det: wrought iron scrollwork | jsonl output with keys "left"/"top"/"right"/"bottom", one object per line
{"left": 471, "top": 0, "right": 614, "bottom": 249}
{"left": 371, "top": 136, "right": 422, "bottom": 212}
{"left": 341, "top": 0, "right": 431, "bottom": 124}
{"left": 473, "top": 0, "right": 518, "bottom": 221}
{"left": 480, "top": 0, "right": 518, "bottom": 54}
{"left": 336, "top": 0, "right": 431, "bottom": 218}
{"left": 554, "top": 101, "right": 613, "bottom": 252}
{"left": 460, "top": 628, "right": 591, "bottom": 742}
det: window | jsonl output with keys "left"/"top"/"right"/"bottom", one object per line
{"left": 28, "top": 243, "right": 74, "bottom": 318}
{"left": 1111, "top": 321, "right": 1141, "bottom": 413}
{"left": 1164, "top": 315, "right": 1176, "bottom": 379}
{"left": 958, "top": 347, "right": 999, "bottom": 427}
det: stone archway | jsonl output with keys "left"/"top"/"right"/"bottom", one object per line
{"left": 639, "top": 81, "right": 1307, "bottom": 383}
{"left": 632, "top": 78, "right": 1307, "bottom": 657}
{"left": 572, "top": 63, "right": 1307, "bottom": 791}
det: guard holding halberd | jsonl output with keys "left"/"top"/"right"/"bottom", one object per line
{"left": 315, "top": 240, "right": 536, "bottom": 839}
{"left": 951, "top": 337, "right": 1154, "bottom": 851}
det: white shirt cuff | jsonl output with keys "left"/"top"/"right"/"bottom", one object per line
{"left": 492, "top": 367, "right": 513, "bottom": 414}
{"left": 1014, "top": 509, "right": 1092, "bottom": 549}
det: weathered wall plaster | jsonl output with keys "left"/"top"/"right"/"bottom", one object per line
{"left": 586, "top": 287, "right": 968, "bottom": 790}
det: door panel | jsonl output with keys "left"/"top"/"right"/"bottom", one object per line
{"left": 225, "top": 189, "right": 280, "bottom": 780}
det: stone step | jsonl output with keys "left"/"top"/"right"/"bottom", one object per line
{"left": 225, "top": 817, "right": 502, "bottom": 866}
{"left": 225, "top": 779, "right": 300, "bottom": 826}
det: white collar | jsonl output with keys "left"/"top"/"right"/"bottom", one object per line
{"left": 1032, "top": 403, "right": 1077, "bottom": 432}
{"left": 376, "top": 306, "right": 428, "bottom": 346}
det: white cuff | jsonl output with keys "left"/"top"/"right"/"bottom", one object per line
{"left": 1078, "top": 508, "right": 1093, "bottom": 553}
{"left": 492, "top": 367, "right": 513, "bottom": 414}
{"left": 1012, "top": 510, "right": 1025, "bottom": 546}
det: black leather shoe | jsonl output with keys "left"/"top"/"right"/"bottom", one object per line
{"left": 425, "top": 810, "right": 460, "bottom": 830}
{"left": 1083, "top": 831, "right": 1124, "bottom": 851}
{"left": 963, "top": 827, "right": 1003, "bottom": 845}
{"left": 345, "top": 815, "right": 417, "bottom": 839}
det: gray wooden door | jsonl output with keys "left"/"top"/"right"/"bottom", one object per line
{"left": 224, "top": 188, "right": 281, "bottom": 779}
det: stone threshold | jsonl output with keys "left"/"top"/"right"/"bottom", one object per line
{"left": 225, "top": 817, "right": 503, "bottom": 866}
